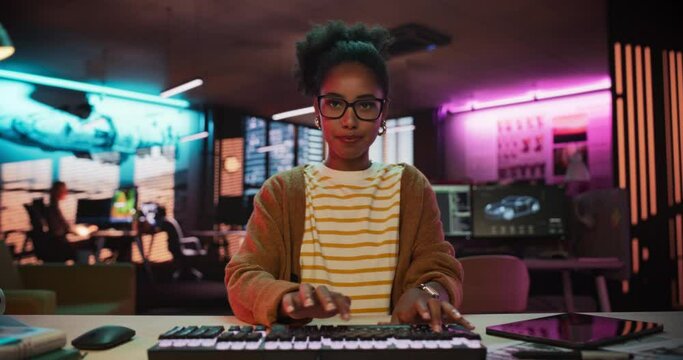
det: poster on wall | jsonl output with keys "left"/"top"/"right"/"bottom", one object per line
{"left": 553, "top": 143, "right": 588, "bottom": 176}
{"left": 0, "top": 77, "right": 201, "bottom": 246}
{"left": 551, "top": 114, "right": 589, "bottom": 177}
{"left": 0, "top": 79, "right": 194, "bottom": 160}
{"left": 497, "top": 116, "right": 546, "bottom": 182}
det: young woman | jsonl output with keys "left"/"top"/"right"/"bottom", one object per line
{"left": 226, "top": 21, "right": 472, "bottom": 331}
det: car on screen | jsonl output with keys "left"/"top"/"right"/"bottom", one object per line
{"left": 484, "top": 195, "right": 541, "bottom": 220}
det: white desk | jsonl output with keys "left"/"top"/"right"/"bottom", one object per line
{"left": 8, "top": 312, "right": 681, "bottom": 360}
{"left": 524, "top": 257, "right": 623, "bottom": 312}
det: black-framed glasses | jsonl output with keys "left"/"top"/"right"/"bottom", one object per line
{"left": 317, "top": 95, "right": 387, "bottom": 121}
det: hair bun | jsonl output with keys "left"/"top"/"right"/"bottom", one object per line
{"left": 295, "top": 21, "right": 392, "bottom": 96}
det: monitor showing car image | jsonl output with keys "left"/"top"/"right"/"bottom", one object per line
{"left": 471, "top": 184, "right": 567, "bottom": 238}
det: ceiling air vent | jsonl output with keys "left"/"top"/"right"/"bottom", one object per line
{"left": 388, "top": 23, "right": 451, "bottom": 57}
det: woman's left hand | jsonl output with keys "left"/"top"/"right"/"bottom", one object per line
{"left": 390, "top": 288, "right": 474, "bottom": 331}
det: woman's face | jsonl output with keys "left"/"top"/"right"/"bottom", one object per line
{"left": 316, "top": 62, "right": 387, "bottom": 171}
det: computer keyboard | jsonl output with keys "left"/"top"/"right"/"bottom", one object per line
{"left": 147, "top": 323, "right": 486, "bottom": 360}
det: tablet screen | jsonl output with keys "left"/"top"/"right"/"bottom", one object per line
{"left": 486, "top": 313, "right": 663, "bottom": 349}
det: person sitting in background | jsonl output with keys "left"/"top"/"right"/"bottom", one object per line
{"left": 45, "top": 181, "right": 97, "bottom": 262}
{"left": 226, "top": 21, "right": 472, "bottom": 330}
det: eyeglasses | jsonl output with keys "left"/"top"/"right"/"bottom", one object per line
{"left": 317, "top": 95, "right": 387, "bottom": 121}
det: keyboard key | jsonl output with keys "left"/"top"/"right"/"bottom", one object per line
{"left": 240, "top": 326, "right": 254, "bottom": 333}
{"left": 158, "top": 326, "right": 183, "bottom": 339}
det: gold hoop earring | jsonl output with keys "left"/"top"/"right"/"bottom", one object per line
{"left": 378, "top": 121, "right": 387, "bottom": 136}
{"left": 314, "top": 116, "right": 321, "bottom": 130}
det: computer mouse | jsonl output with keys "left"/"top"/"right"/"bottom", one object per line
{"left": 71, "top": 325, "right": 135, "bottom": 350}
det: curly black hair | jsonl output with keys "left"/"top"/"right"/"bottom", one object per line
{"left": 295, "top": 21, "right": 392, "bottom": 97}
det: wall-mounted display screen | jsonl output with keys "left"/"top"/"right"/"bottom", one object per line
{"left": 297, "top": 126, "right": 323, "bottom": 165}
{"left": 243, "top": 116, "right": 267, "bottom": 192}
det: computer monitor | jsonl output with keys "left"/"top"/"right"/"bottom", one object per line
{"left": 75, "top": 198, "right": 112, "bottom": 227}
{"left": 432, "top": 185, "right": 471, "bottom": 237}
{"left": 471, "top": 184, "right": 567, "bottom": 238}
{"left": 139, "top": 202, "right": 161, "bottom": 226}
{"left": 109, "top": 187, "right": 137, "bottom": 224}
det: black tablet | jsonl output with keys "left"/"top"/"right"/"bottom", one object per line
{"left": 486, "top": 313, "right": 663, "bottom": 349}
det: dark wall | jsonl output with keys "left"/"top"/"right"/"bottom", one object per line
{"left": 608, "top": 0, "right": 682, "bottom": 48}
{"left": 608, "top": 0, "right": 683, "bottom": 310}
{"left": 412, "top": 108, "right": 443, "bottom": 181}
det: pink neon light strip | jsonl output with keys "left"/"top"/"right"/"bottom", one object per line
{"left": 446, "top": 80, "right": 612, "bottom": 113}
{"left": 535, "top": 79, "right": 612, "bottom": 99}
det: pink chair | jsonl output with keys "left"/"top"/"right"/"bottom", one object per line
{"left": 459, "top": 255, "right": 529, "bottom": 313}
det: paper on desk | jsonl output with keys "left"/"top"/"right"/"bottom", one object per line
{"left": 486, "top": 341, "right": 575, "bottom": 360}
{"left": 486, "top": 335, "right": 683, "bottom": 360}
{"left": 603, "top": 335, "right": 683, "bottom": 359}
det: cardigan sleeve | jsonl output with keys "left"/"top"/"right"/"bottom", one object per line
{"left": 225, "top": 175, "right": 300, "bottom": 325}
{"left": 400, "top": 170, "right": 464, "bottom": 308}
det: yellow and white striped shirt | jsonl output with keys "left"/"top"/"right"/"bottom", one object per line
{"left": 301, "top": 162, "right": 403, "bottom": 315}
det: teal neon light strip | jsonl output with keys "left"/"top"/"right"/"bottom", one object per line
{"left": 0, "top": 69, "right": 190, "bottom": 108}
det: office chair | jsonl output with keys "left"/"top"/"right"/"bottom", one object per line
{"left": 23, "top": 199, "right": 76, "bottom": 263}
{"left": 569, "top": 188, "right": 631, "bottom": 280}
{"left": 458, "top": 255, "right": 530, "bottom": 313}
{"left": 160, "top": 217, "right": 207, "bottom": 281}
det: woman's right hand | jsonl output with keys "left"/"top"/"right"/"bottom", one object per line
{"left": 279, "top": 283, "right": 351, "bottom": 321}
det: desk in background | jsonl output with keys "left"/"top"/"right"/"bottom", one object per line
{"left": 524, "top": 257, "right": 623, "bottom": 313}
{"left": 9, "top": 312, "right": 681, "bottom": 360}
{"left": 70, "top": 229, "right": 154, "bottom": 281}
{"left": 187, "top": 230, "right": 246, "bottom": 260}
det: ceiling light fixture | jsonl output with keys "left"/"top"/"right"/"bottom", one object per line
{"left": 256, "top": 144, "right": 287, "bottom": 153}
{"left": 0, "top": 69, "right": 189, "bottom": 108}
{"left": 179, "top": 131, "right": 209, "bottom": 143}
{"left": 0, "top": 22, "right": 15, "bottom": 61}
{"left": 160, "top": 78, "right": 204, "bottom": 98}
{"left": 272, "top": 106, "right": 315, "bottom": 121}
